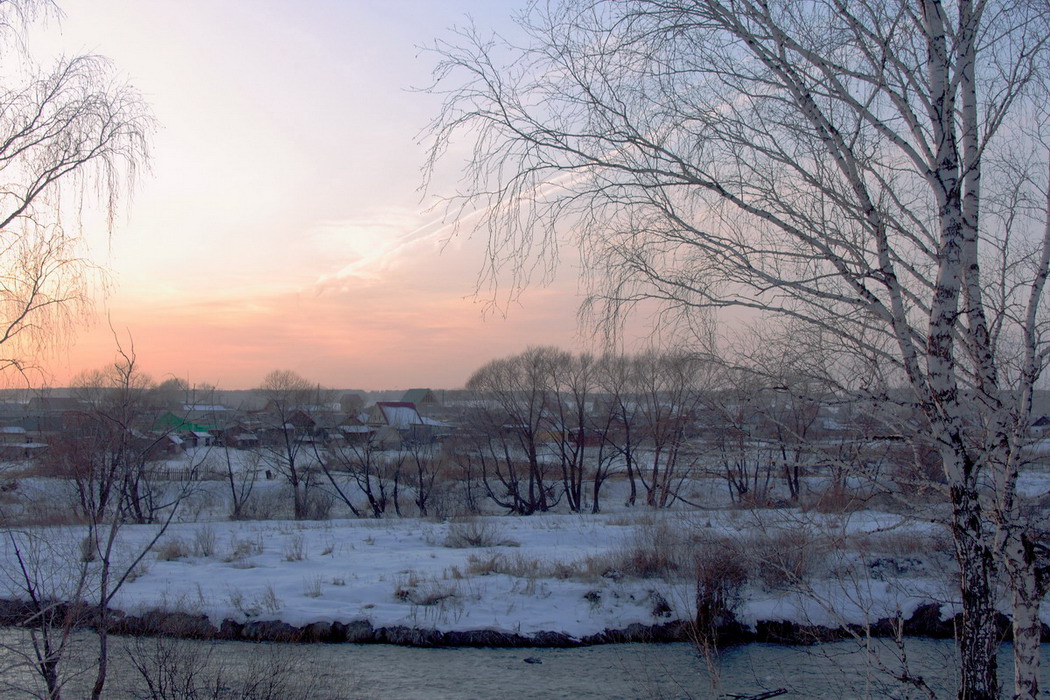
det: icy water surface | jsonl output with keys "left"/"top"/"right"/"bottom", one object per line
{"left": 0, "top": 630, "right": 1046, "bottom": 699}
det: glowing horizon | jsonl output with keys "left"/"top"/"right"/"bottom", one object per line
{"left": 16, "top": 0, "right": 618, "bottom": 391}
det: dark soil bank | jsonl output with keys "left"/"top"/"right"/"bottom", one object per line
{"left": 2, "top": 599, "right": 1044, "bottom": 647}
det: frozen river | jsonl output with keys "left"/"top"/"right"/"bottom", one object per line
{"left": 1, "top": 630, "right": 1047, "bottom": 699}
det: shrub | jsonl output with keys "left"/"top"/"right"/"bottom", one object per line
{"left": 224, "top": 534, "right": 264, "bottom": 563}
{"left": 80, "top": 535, "right": 96, "bottom": 563}
{"left": 304, "top": 490, "right": 334, "bottom": 520}
{"left": 465, "top": 552, "right": 505, "bottom": 576}
{"left": 123, "top": 637, "right": 318, "bottom": 700}
{"left": 618, "top": 519, "right": 690, "bottom": 578}
{"left": 394, "top": 576, "right": 457, "bottom": 606}
{"left": 302, "top": 575, "right": 323, "bottom": 598}
{"left": 125, "top": 561, "right": 151, "bottom": 583}
{"left": 747, "top": 527, "right": 821, "bottom": 591}
{"left": 259, "top": 584, "right": 281, "bottom": 613}
{"left": 156, "top": 537, "right": 190, "bottom": 562}
{"left": 443, "top": 518, "right": 518, "bottom": 548}
{"left": 694, "top": 536, "right": 749, "bottom": 631}
{"left": 283, "top": 533, "right": 305, "bottom": 562}
{"left": 238, "top": 489, "right": 287, "bottom": 520}
{"left": 802, "top": 482, "right": 864, "bottom": 514}
{"left": 192, "top": 525, "right": 217, "bottom": 558}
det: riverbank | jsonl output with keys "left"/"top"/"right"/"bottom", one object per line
{"left": 1, "top": 596, "right": 1035, "bottom": 648}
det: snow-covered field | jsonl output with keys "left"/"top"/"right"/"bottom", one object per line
{"left": 2, "top": 446, "right": 1046, "bottom": 641}
{"left": 0, "top": 494, "right": 983, "bottom": 639}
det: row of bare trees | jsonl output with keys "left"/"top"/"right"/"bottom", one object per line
{"left": 460, "top": 346, "right": 897, "bottom": 515}
{"left": 30, "top": 353, "right": 915, "bottom": 528}
{"left": 249, "top": 369, "right": 452, "bottom": 521}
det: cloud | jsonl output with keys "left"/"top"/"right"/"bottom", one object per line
{"left": 311, "top": 206, "right": 487, "bottom": 289}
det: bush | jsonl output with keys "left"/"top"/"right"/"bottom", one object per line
{"left": 80, "top": 535, "right": 97, "bottom": 563}
{"left": 394, "top": 575, "right": 459, "bottom": 610}
{"left": 802, "top": 482, "right": 864, "bottom": 514}
{"left": 156, "top": 537, "right": 190, "bottom": 562}
{"left": 747, "top": 527, "right": 821, "bottom": 591}
{"left": 283, "top": 533, "right": 305, "bottom": 562}
{"left": 443, "top": 518, "right": 518, "bottom": 548}
{"left": 224, "top": 534, "right": 264, "bottom": 563}
{"left": 302, "top": 575, "right": 323, "bottom": 598}
{"left": 618, "top": 519, "right": 691, "bottom": 578}
{"left": 192, "top": 525, "right": 217, "bottom": 558}
{"left": 237, "top": 489, "right": 287, "bottom": 520}
{"left": 694, "top": 536, "right": 749, "bottom": 631}
{"left": 123, "top": 637, "right": 317, "bottom": 700}
{"left": 304, "top": 490, "right": 334, "bottom": 520}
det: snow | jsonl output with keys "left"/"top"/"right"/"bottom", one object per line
{"left": 1017, "top": 469, "right": 1050, "bottom": 497}
{"left": 380, "top": 405, "right": 423, "bottom": 428}
{"left": 0, "top": 451, "right": 1031, "bottom": 642}
{"left": 0, "top": 503, "right": 982, "bottom": 641}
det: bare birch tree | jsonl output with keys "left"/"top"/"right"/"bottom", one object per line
{"left": 427, "top": 1, "right": 1050, "bottom": 697}
{"left": 0, "top": 2, "right": 150, "bottom": 379}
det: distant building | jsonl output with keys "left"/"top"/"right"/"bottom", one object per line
{"left": 339, "top": 392, "right": 367, "bottom": 415}
{"left": 366, "top": 401, "right": 451, "bottom": 444}
{"left": 27, "top": 397, "right": 83, "bottom": 412}
{"left": 400, "top": 389, "right": 438, "bottom": 409}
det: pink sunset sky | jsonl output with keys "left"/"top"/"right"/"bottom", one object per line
{"left": 25, "top": 0, "right": 634, "bottom": 391}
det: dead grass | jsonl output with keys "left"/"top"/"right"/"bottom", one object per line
{"left": 464, "top": 551, "right": 581, "bottom": 580}
{"left": 156, "top": 537, "right": 190, "bottom": 562}
{"left": 192, "top": 525, "right": 217, "bottom": 558}
{"left": 443, "top": 518, "right": 519, "bottom": 548}
{"left": 745, "top": 527, "right": 821, "bottom": 590}
{"left": 801, "top": 482, "right": 866, "bottom": 514}
{"left": 223, "top": 534, "right": 264, "bottom": 563}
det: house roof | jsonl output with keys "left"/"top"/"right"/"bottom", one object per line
{"left": 27, "top": 397, "right": 83, "bottom": 412}
{"left": 375, "top": 402, "right": 423, "bottom": 428}
{"left": 154, "top": 411, "right": 214, "bottom": 433}
{"left": 400, "top": 388, "right": 436, "bottom": 406}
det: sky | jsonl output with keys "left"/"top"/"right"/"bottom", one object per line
{"left": 23, "top": 0, "right": 606, "bottom": 391}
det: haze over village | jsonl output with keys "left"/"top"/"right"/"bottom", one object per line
{"left": 0, "top": 1, "right": 1048, "bottom": 700}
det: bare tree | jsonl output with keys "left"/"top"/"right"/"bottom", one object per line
{"left": 0, "top": 3, "right": 151, "bottom": 697}
{"left": 596, "top": 352, "right": 644, "bottom": 507}
{"left": 0, "top": 3, "right": 150, "bottom": 380}
{"left": 321, "top": 436, "right": 408, "bottom": 519}
{"left": 465, "top": 346, "right": 562, "bottom": 513}
{"left": 221, "top": 444, "right": 259, "bottom": 521}
{"left": 5, "top": 347, "right": 185, "bottom": 700}
{"left": 68, "top": 347, "right": 162, "bottom": 524}
{"left": 427, "top": 1, "right": 1050, "bottom": 697}
{"left": 404, "top": 439, "right": 446, "bottom": 517}
{"left": 707, "top": 372, "right": 778, "bottom": 506}
{"left": 632, "top": 351, "right": 710, "bottom": 508}
{"left": 253, "top": 369, "right": 318, "bottom": 520}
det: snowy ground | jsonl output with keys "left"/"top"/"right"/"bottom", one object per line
{"left": 2, "top": 447, "right": 1046, "bottom": 640}
{"left": 0, "top": 501, "right": 980, "bottom": 639}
